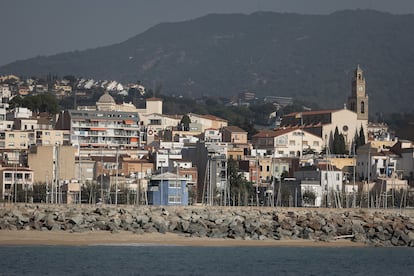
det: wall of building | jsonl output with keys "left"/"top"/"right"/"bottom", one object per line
{"left": 28, "top": 145, "right": 76, "bottom": 184}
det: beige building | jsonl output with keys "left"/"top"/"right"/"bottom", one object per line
{"left": 35, "top": 130, "right": 70, "bottom": 146}
{"left": 141, "top": 113, "right": 181, "bottom": 132}
{"left": 222, "top": 126, "right": 248, "bottom": 144}
{"left": 187, "top": 113, "right": 228, "bottom": 132}
{"left": 0, "top": 130, "right": 35, "bottom": 150}
{"left": 252, "top": 128, "right": 324, "bottom": 157}
{"left": 282, "top": 108, "right": 367, "bottom": 152}
{"left": 0, "top": 167, "right": 34, "bottom": 201}
{"left": 28, "top": 145, "right": 76, "bottom": 184}
{"left": 144, "top": 97, "right": 163, "bottom": 114}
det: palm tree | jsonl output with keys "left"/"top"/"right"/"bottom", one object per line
{"left": 227, "top": 158, "right": 253, "bottom": 206}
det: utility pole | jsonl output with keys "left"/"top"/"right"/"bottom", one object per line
{"left": 100, "top": 147, "right": 104, "bottom": 204}
{"left": 115, "top": 146, "right": 119, "bottom": 205}
{"left": 78, "top": 145, "right": 82, "bottom": 204}
{"left": 256, "top": 154, "right": 259, "bottom": 207}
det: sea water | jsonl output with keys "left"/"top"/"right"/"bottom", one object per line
{"left": 0, "top": 245, "right": 413, "bottom": 275}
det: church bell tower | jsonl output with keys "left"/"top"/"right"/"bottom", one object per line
{"left": 348, "top": 65, "right": 368, "bottom": 120}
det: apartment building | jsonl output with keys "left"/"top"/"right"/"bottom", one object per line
{"left": 56, "top": 109, "right": 140, "bottom": 148}
{"left": 27, "top": 145, "right": 76, "bottom": 184}
{"left": 0, "top": 130, "right": 35, "bottom": 149}
{"left": 0, "top": 167, "right": 34, "bottom": 201}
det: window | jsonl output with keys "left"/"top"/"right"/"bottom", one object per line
{"left": 361, "top": 101, "right": 365, "bottom": 114}
{"left": 313, "top": 141, "right": 319, "bottom": 147}
{"left": 289, "top": 140, "right": 295, "bottom": 146}
{"left": 266, "top": 166, "right": 270, "bottom": 172}
{"left": 168, "top": 195, "right": 182, "bottom": 204}
{"left": 149, "top": 119, "right": 161, "bottom": 125}
{"left": 260, "top": 165, "right": 263, "bottom": 172}
{"left": 8, "top": 133, "right": 14, "bottom": 138}
{"left": 168, "top": 181, "right": 181, "bottom": 189}
{"left": 336, "top": 173, "right": 340, "bottom": 181}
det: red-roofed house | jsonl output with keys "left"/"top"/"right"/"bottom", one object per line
{"left": 252, "top": 127, "right": 324, "bottom": 157}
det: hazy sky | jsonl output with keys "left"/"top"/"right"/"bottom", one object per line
{"left": 1, "top": 0, "right": 414, "bottom": 66}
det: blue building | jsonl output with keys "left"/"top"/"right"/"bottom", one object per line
{"left": 147, "top": 172, "right": 189, "bottom": 206}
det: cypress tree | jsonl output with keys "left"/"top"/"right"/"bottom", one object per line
{"left": 338, "top": 133, "right": 346, "bottom": 154}
{"left": 333, "top": 127, "right": 340, "bottom": 154}
{"left": 359, "top": 125, "right": 366, "bottom": 146}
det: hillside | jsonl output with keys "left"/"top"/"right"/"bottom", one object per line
{"left": 1, "top": 10, "right": 414, "bottom": 114}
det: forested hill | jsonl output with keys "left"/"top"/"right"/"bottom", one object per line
{"left": 1, "top": 10, "right": 414, "bottom": 114}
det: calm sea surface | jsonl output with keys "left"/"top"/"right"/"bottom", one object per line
{"left": 0, "top": 245, "right": 413, "bottom": 276}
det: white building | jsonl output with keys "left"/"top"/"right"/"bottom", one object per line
{"left": 252, "top": 128, "right": 324, "bottom": 157}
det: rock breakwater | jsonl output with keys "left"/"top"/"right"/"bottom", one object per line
{"left": 1, "top": 204, "right": 413, "bottom": 247}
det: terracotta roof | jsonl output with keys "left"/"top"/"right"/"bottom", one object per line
{"left": 146, "top": 97, "right": 163, "bottom": 102}
{"left": 189, "top": 113, "right": 227, "bottom": 122}
{"left": 223, "top": 126, "right": 246, "bottom": 133}
{"left": 285, "top": 109, "right": 340, "bottom": 117}
{"left": 201, "top": 114, "right": 227, "bottom": 122}
{"left": 253, "top": 127, "right": 321, "bottom": 139}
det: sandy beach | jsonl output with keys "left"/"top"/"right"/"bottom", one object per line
{"left": 0, "top": 230, "right": 366, "bottom": 247}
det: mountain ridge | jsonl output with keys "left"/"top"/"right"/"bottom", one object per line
{"left": 1, "top": 10, "right": 414, "bottom": 114}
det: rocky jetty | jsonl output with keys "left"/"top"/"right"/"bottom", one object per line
{"left": 1, "top": 204, "right": 414, "bottom": 247}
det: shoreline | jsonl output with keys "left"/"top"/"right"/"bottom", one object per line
{"left": 0, "top": 230, "right": 366, "bottom": 247}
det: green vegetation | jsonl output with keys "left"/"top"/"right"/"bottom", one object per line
{"left": 9, "top": 93, "right": 60, "bottom": 114}
{"left": 332, "top": 126, "right": 346, "bottom": 154}
{"left": 1, "top": 10, "right": 414, "bottom": 114}
{"left": 227, "top": 158, "right": 253, "bottom": 206}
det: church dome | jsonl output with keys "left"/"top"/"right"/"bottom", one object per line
{"left": 97, "top": 91, "right": 115, "bottom": 104}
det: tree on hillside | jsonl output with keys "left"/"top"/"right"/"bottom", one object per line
{"left": 9, "top": 93, "right": 60, "bottom": 114}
